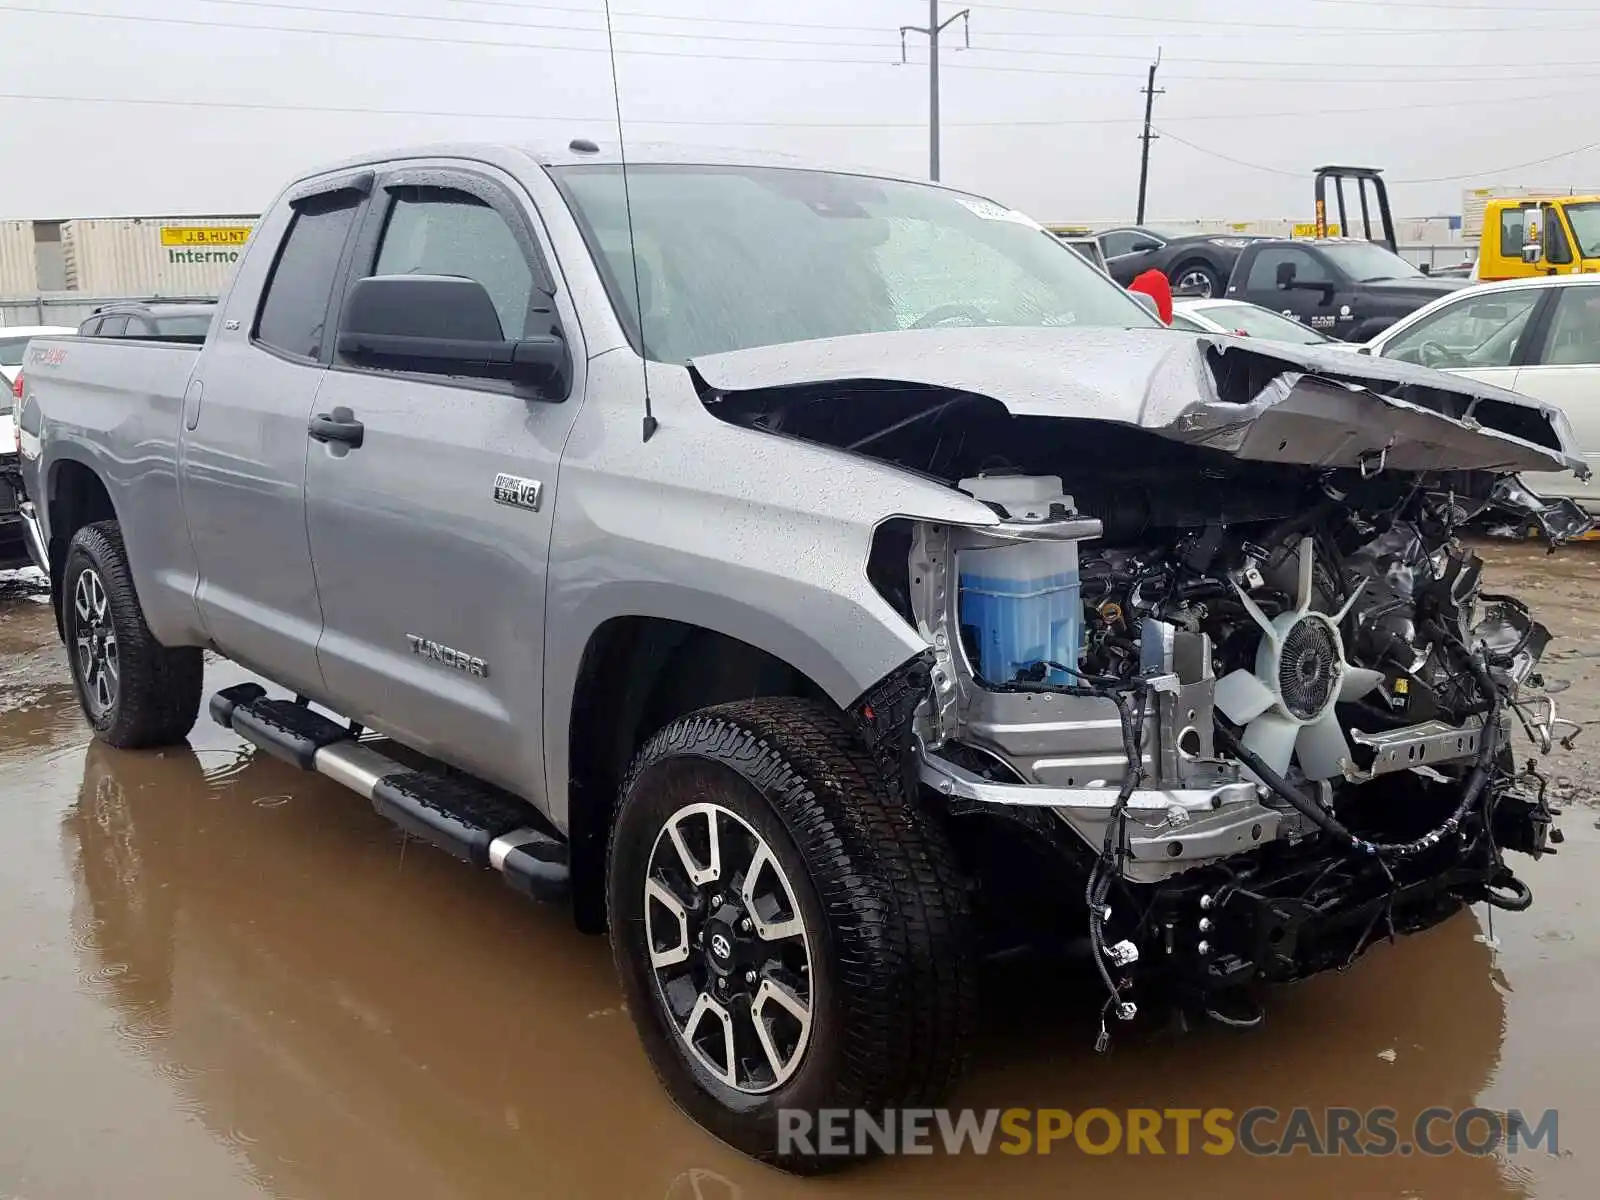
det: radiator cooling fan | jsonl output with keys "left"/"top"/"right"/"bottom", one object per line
{"left": 1213, "top": 537, "right": 1384, "bottom": 781}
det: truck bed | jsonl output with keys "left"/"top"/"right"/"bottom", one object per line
{"left": 17, "top": 334, "right": 203, "bottom": 634}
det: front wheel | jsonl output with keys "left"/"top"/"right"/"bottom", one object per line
{"left": 606, "top": 697, "right": 976, "bottom": 1173}
{"left": 63, "top": 521, "right": 203, "bottom": 749}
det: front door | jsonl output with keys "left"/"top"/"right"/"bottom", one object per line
{"left": 303, "top": 165, "right": 585, "bottom": 803}
{"left": 1238, "top": 245, "right": 1336, "bottom": 333}
{"left": 180, "top": 183, "right": 366, "bottom": 693}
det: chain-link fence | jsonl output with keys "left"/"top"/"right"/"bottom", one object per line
{"left": 1394, "top": 244, "right": 1477, "bottom": 273}
{"left": 0, "top": 293, "right": 218, "bottom": 329}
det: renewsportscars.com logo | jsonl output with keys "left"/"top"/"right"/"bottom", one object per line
{"left": 777, "top": 1106, "right": 1560, "bottom": 1158}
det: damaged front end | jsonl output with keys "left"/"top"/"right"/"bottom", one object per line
{"left": 695, "top": 327, "right": 1586, "bottom": 1033}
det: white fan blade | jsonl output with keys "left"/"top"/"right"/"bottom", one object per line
{"left": 1214, "top": 669, "right": 1277, "bottom": 724}
{"left": 1339, "top": 666, "right": 1385, "bottom": 703}
{"left": 1296, "top": 711, "right": 1353, "bottom": 781}
{"left": 1242, "top": 712, "right": 1299, "bottom": 780}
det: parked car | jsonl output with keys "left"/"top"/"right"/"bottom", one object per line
{"left": 1, "top": 325, "right": 75, "bottom": 386}
{"left": 13, "top": 140, "right": 1582, "bottom": 1172}
{"left": 1169, "top": 298, "right": 1336, "bottom": 344}
{"left": 1098, "top": 226, "right": 1266, "bottom": 297}
{"left": 1224, "top": 237, "right": 1467, "bottom": 341}
{"left": 78, "top": 301, "right": 216, "bottom": 341}
{"left": 1356, "top": 274, "right": 1600, "bottom": 507}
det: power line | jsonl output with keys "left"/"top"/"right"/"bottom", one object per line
{"left": 2, "top": 85, "right": 1588, "bottom": 127}
{"left": 12, "top": 4, "right": 1600, "bottom": 84}
{"left": 1153, "top": 125, "right": 1600, "bottom": 185}
{"left": 1301, "top": 0, "right": 1599, "bottom": 12}
{"left": 7, "top": 5, "right": 1597, "bottom": 81}
{"left": 1150, "top": 126, "right": 1304, "bottom": 179}
{"left": 1393, "top": 140, "right": 1600, "bottom": 184}
{"left": 187, "top": 0, "right": 1600, "bottom": 66}
{"left": 968, "top": 0, "right": 1599, "bottom": 17}
{"left": 444, "top": 0, "right": 1591, "bottom": 39}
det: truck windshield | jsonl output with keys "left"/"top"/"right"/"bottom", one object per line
{"left": 1565, "top": 203, "right": 1600, "bottom": 258}
{"left": 1315, "top": 242, "right": 1423, "bottom": 283}
{"left": 551, "top": 163, "right": 1156, "bottom": 362}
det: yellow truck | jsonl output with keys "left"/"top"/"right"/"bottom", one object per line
{"left": 1471, "top": 194, "right": 1600, "bottom": 281}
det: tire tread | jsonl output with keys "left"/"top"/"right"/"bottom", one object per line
{"left": 65, "top": 521, "right": 203, "bottom": 749}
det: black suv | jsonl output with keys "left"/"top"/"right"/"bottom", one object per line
{"left": 79, "top": 301, "right": 216, "bottom": 341}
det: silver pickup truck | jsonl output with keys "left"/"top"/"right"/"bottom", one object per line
{"left": 12, "top": 140, "right": 1590, "bottom": 1171}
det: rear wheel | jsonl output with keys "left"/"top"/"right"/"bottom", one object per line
{"left": 63, "top": 522, "right": 203, "bottom": 749}
{"left": 606, "top": 697, "right": 976, "bottom": 1172}
{"left": 1171, "top": 259, "right": 1222, "bottom": 298}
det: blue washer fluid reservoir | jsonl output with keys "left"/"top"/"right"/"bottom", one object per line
{"left": 956, "top": 474, "right": 1087, "bottom": 686}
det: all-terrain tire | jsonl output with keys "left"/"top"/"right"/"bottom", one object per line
{"left": 606, "top": 697, "right": 977, "bottom": 1173}
{"left": 62, "top": 521, "right": 203, "bottom": 749}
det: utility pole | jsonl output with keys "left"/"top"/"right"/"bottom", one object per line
{"left": 1135, "top": 48, "right": 1164, "bottom": 223}
{"left": 899, "top": 2, "right": 970, "bottom": 182}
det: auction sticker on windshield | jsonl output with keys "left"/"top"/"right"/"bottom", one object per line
{"left": 955, "top": 196, "right": 1045, "bottom": 230}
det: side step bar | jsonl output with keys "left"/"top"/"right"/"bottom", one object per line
{"left": 210, "top": 682, "right": 569, "bottom": 903}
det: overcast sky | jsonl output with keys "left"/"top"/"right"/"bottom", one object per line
{"left": 2, "top": 0, "right": 1599, "bottom": 223}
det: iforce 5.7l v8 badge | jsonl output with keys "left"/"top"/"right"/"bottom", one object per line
{"left": 493, "top": 473, "right": 543, "bottom": 512}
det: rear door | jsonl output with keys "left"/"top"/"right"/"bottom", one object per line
{"left": 178, "top": 176, "right": 369, "bottom": 693}
{"left": 1505, "top": 284, "right": 1600, "bottom": 503}
{"left": 303, "top": 162, "right": 586, "bottom": 804}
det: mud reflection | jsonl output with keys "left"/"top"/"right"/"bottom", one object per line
{"left": 61, "top": 736, "right": 1532, "bottom": 1198}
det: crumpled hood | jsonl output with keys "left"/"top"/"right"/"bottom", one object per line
{"left": 691, "top": 326, "right": 1587, "bottom": 479}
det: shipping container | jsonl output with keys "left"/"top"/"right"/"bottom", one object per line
{"left": 62, "top": 215, "right": 258, "bottom": 296}
{"left": 0, "top": 220, "right": 39, "bottom": 297}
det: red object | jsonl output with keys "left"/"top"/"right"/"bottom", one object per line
{"left": 1129, "top": 269, "right": 1174, "bottom": 324}
{"left": 10, "top": 372, "right": 20, "bottom": 402}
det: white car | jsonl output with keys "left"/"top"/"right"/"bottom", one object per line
{"left": 1355, "top": 276, "right": 1600, "bottom": 507}
{"left": 1169, "top": 298, "right": 1337, "bottom": 345}
{"left": 0, "top": 325, "right": 75, "bottom": 388}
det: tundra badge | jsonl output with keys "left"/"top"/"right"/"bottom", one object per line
{"left": 405, "top": 634, "right": 490, "bottom": 678}
{"left": 493, "top": 473, "right": 543, "bottom": 512}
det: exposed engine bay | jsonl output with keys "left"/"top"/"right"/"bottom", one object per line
{"left": 694, "top": 331, "right": 1589, "bottom": 1039}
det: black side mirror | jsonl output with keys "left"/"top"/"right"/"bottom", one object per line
{"left": 1275, "top": 261, "right": 1297, "bottom": 289}
{"left": 336, "top": 274, "right": 567, "bottom": 394}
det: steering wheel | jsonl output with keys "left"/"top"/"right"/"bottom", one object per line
{"left": 1417, "top": 340, "right": 1456, "bottom": 369}
{"left": 909, "top": 303, "right": 992, "bottom": 330}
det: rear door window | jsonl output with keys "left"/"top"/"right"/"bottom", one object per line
{"left": 255, "top": 190, "right": 364, "bottom": 360}
{"left": 1537, "top": 287, "right": 1600, "bottom": 366}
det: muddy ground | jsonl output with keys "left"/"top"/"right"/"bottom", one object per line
{"left": 0, "top": 542, "right": 1596, "bottom": 1199}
